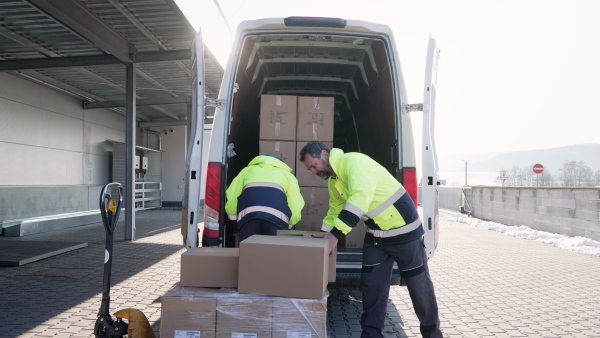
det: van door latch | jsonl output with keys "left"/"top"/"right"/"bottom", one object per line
{"left": 401, "top": 103, "right": 423, "bottom": 115}
{"left": 206, "top": 98, "right": 224, "bottom": 109}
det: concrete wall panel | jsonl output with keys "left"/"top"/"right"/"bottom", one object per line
{"left": 0, "top": 73, "right": 82, "bottom": 119}
{"left": 469, "top": 187, "right": 599, "bottom": 241}
{"left": 0, "top": 143, "right": 82, "bottom": 185}
{"left": 0, "top": 98, "right": 83, "bottom": 151}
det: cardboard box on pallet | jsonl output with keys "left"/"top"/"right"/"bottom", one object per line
{"left": 180, "top": 248, "right": 239, "bottom": 288}
{"left": 295, "top": 187, "right": 329, "bottom": 231}
{"left": 272, "top": 293, "right": 328, "bottom": 338}
{"left": 296, "top": 96, "right": 334, "bottom": 142}
{"left": 260, "top": 94, "right": 297, "bottom": 141}
{"left": 238, "top": 235, "right": 329, "bottom": 299}
{"left": 160, "top": 283, "right": 227, "bottom": 338}
{"left": 277, "top": 229, "right": 336, "bottom": 282}
{"left": 259, "top": 140, "right": 297, "bottom": 174}
{"left": 295, "top": 141, "right": 334, "bottom": 187}
{"left": 216, "top": 297, "right": 273, "bottom": 338}
{"left": 344, "top": 220, "right": 367, "bottom": 249}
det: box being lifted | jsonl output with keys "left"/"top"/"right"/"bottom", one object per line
{"left": 238, "top": 235, "right": 329, "bottom": 299}
{"left": 260, "top": 94, "right": 297, "bottom": 141}
{"left": 277, "top": 229, "right": 336, "bottom": 282}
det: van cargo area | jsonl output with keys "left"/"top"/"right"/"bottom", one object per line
{"left": 227, "top": 33, "right": 401, "bottom": 182}
{"left": 221, "top": 29, "right": 411, "bottom": 286}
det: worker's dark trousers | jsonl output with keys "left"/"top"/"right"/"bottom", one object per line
{"left": 360, "top": 238, "right": 442, "bottom": 338}
{"left": 238, "top": 219, "right": 278, "bottom": 242}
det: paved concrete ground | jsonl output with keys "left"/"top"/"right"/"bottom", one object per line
{"left": 1, "top": 209, "right": 599, "bottom": 337}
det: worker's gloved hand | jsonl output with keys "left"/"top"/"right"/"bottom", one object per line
{"left": 312, "top": 232, "right": 338, "bottom": 256}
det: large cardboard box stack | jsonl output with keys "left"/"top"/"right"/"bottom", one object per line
{"left": 296, "top": 96, "right": 335, "bottom": 142}
{"left": 293, "top": 96, "right": 334, "bottom": 234}
{"left": 160, "top": 284, "right": 226, "bottom": 338}
{"left": 295, "top": 141, "right": 334, "bottom": 188}
{"left": 180, "top": 248, "right": 239, "bottom": 288}
{"left": 216, "top": 297, "right": 273, "bottom": 338}
{"left": 344, "top": 220, "right": 367, "bottom": 249}
{"left": 272, "top": 295, "right": 327, "bottom": 338}
{"left": 161, "top": 283, "right": 328, "bottom": 338}
{"left": 295, "top": 186, "right": 329, "bottom": 231}
{"left": 259, "top": 140, "right": 296, "bottom": 174}
{"left": 238, "top": 235, "right": 329, "bottom": 299}
{"left": 259, "top": 94, "right": 297, "bottom": 141}
{"left": 259, "top": 95, "right": 297, "bottom": 176}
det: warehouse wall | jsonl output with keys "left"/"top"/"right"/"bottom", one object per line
{"left": 0, "top": 72, "right": 126, "bottom": 221}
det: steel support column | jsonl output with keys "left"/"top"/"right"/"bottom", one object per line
{"left": 125, "top": 63, "right": 136, "bottom": 240}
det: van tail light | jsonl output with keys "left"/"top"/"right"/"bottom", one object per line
{"left": 403, "top": 167, "right": 418, "bottom": 208}
{"left": 203, "top": 162, "right": 222, "bottom": 244}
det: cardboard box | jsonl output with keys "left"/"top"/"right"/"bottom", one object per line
{"left": 160, "top": 284, "right": 223, "bottom": 338}
{"left": 277, "top": 230, "right": 336, "bottom": 282}
{"left": 295, "top": 141, "right": 334, "bottom": 187}
{"left": 260, "top": 94, "right": 297, "bottom": 141}
{"left": 296, "top": 96, "right": 334, "bottom": 142}
{"left": 272, "top": 294, "right": 328, "bottom": 338}
{"left": 344, "top": 220, "right": 367, "bottom": 249}
{"left": 295, "top": 187, "right": 329, "bottom": 231}
{"left": 259, "top": 140, "right": 297, "bottom": 174}
{"left": 216, "top": 297, "right": 273, "bottom": 338}
{"left": 180, "top": 248, "right": 239, "bottom": 288}
{"left": 238, "top": 235, "right": 329, "bottom": 299}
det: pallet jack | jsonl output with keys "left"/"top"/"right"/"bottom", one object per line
{"left": 94, "top": 182, "right": 155, "bottom": 338}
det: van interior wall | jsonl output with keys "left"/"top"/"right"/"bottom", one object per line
{"left": 227, "top": 38, "right": 260, "bottom": 185}
{"left": 354, "top": 40, "right": 397, "bottom": 176}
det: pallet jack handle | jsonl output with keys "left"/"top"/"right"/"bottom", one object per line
{"left": 95, "top": 182, "right": 127, "bottom": 337}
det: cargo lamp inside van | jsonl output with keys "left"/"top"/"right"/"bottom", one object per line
{"left": 284, "top": 16, "right": 347, "bottom": 28}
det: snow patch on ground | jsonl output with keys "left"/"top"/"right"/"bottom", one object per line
{"left": 442, "top": 213, "right": 600, "bottom": 257}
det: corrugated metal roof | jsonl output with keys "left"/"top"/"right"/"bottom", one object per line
{"left": 0, "top": 0, "right": 223, "bottom": 123}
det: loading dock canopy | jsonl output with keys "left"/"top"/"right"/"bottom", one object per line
{"left": 0, "top": 0, "right": 223, "bottom": 123}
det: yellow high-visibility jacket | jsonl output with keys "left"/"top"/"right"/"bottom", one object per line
{"left": 322, "top": 148, "right": 421, "bottom": 240}
{"left": 225, "top": 155, "right": 304, "bottom": 229}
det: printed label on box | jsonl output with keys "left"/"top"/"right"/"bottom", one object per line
{"left": 286, "top": 331, "right": 312, "bottom": 338}
{"left": 174, "top": 330, "right": 200, "bottom": 338}
{"left": 231, "top": 333, "right": 258, "bottom": 338}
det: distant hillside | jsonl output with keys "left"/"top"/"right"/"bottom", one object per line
{"left": 439, "top": 144, "right": 600, "bottom": 175}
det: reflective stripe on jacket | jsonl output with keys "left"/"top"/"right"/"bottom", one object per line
{"left": 321, "top": 148, "right": 421, "bottom": 237}
{"left": 225, "top": 155, "right": 304, "bottom": 229}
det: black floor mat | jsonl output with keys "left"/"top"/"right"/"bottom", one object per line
{"left": 0, "top": 241, "right": 88, "bottom": 266}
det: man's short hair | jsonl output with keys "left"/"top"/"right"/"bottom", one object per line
{"left": 299, "top": 141, "right": 330, "bottom": 161}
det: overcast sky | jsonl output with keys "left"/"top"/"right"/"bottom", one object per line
{"left": 176, "top": 0, "right": 600, "bottom": 160}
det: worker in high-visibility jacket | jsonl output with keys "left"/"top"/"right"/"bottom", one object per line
{"left": 299, "top": 141, "right": 442, "bottom": 338}
{"left": 225, "top": 154, "right": 305, "bottom": 242}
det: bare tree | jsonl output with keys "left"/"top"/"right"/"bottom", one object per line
{"left": 558, "top": 160, "right": 595, "bottom": 186}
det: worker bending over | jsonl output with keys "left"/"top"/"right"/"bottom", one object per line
{"left": 299, "top": 141, "right": 442, "bottom": 338}
{"left": 225, "top": 154, "right": 304, "bottom": 242}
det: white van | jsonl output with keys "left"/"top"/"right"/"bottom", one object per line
{"left": 182, "top": 17, "right": 440, "bottom": 286}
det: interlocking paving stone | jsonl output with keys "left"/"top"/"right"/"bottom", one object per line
{"left": 1, "top": 209, "right": 600, "bottom": 337}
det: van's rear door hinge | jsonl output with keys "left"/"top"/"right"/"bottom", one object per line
{"left": 402, "top": 103, "right": 423, "bottom": 115}
{"left": 206, "top": 98, "right": 224, "bottom": 109}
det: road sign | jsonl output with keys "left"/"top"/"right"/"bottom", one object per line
{"left": 533, "top": 163, "right": 544, "bottom": 174}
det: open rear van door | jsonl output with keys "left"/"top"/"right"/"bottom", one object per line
{"left": 182, "top": 30, "right": 206, "bottom": 248}
{"left": 421, "top": 35, "right": 440, "bottom": 259}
